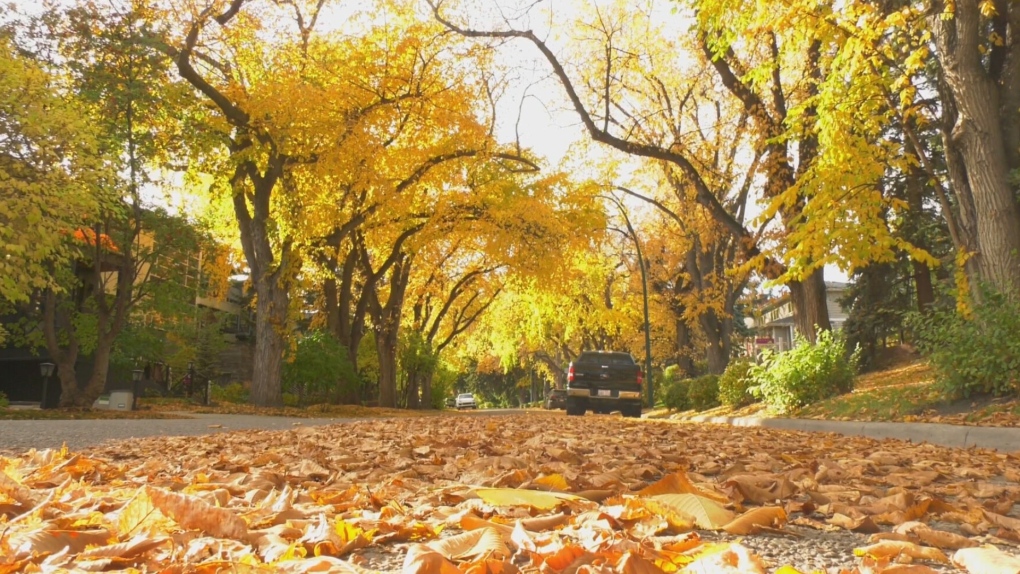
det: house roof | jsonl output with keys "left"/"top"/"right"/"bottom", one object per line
{"left": 763, "top": 316, "right": 796, "bottom": 327}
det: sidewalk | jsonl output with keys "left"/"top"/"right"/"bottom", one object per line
{"left": 686, "top": 414, "right": 1020, "bottom": 453}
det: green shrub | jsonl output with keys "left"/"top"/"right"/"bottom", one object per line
{"left": 0, "top": 391, "right": 8, "bottom": 408}
{"left": 749, "top": 329, "right": 859, "bottom": 414}
{"left": 686, "top": 374, "right": 720, "bottom": 411}
{"left": 282, "top": 392, "right": 299, "bottom": 407}
{"left": 283, "top": 330, "right": 359, "bottom": 404}
{"left": 910, "top": 290, "right": 1020, "bottom": 399}
{"left": 430, "top": 365, "right": 457, "bottom": 409}
{"left": 211, "top": 382, "right": 248, "bottom": 404}
{"left": 718, "top": 360, "right": 755, "bottom": 407}
{"left": 663, "top": 378, "right": 690, "bottom": 411}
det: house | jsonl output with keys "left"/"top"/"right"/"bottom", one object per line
{"left": 0, "top": 222, "right": 251, "bottom": 405}
{"left": 745, "top": 281, "right": 850, "bottom": 354}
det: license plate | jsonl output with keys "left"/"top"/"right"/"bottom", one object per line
{"left": 597, "top": 389, "right": 611, "bottom": 397}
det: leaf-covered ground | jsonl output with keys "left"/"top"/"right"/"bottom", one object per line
{"left": 3, "top": 413, "right": 1020, "bottom": 573}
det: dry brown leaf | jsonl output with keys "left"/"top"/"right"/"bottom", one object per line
{"left": 854, "top": 540, "right": 950, "bottom": 563}
{"left": 521, "top": 513, "right": 568, "bottom": 532}
{"left": 145, "top": 485, "right": 249, "bottom": 540}
{"left": 983, "top": 509, "right": 1020, "bottom": 531}
{"left": 828, "top": 513, "right": 881, "bottom": 533}
{"left": 402, "top": 543, "right": 463, "bottom": 574}
{"left": 893, "top": 521, "right": 978, "bottom": 550}
{"left": 952, "top": 545, "right": 1020, "bottom": 573}
{"left": 77, "top": 534, "right": 170, "bottom": 559}
{"left": 722, "top": 506, "right": 787, "bottom": 535}
{"left": 9, "top": 528, "right": 112, "bottom": 560}
{"left": 574, "top": 489, "right": 616, "bottom": 502}
{"left": 428, "top": 527, "right": 510, "bottom": 560}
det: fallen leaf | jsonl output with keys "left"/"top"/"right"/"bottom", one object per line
{"left": 646, "top": 494, "right": 734, "bottom": 530}
{"left": 854, "top": 540, "right": 950, "bottom": 563}
{"left": 402, "top": 544, "right": 462, "bottom": 574}
{"left": 474, "top": 487, "right": 583, "bottom": 510}
{"left": 145, "top": 486, "right": 248, "bottom": 540}
{"left": 427, "top": 527, "right": 509, "bottom": 560}
{"left": 680, "top": 542, "right": 766, "bottom": 573}
{"left": 952, "top": 545, "right": 1020, "bottom": 573}
{"left": 722, "top": 506, "right": 787, "bottom": 535}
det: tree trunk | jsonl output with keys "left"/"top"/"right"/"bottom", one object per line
{"left": 911, "top": 260, "right": 936, "bottom": 313}
{"left": 376, "top": 327, "right": 399, "bottom": 408}
{"left": 788, "top": 268, "right": 831, "bottom": 342}
{"left": 932, "top": 0, "right": 1020, "bottom": 295}
{"left": 250, "top": 280, "right": 287, "bottom": 407}
{"left": 406, "top": 371, "right": 420, "bottom": 409}
{"left": 421, "top": 371, "right": 434, "bottom": 409}
{"left": 42, "top": 290, "right": 81, "bottom": 406}
{"left": 700, "top": 310, "right": 731, "bottom": 374}
{"left": 673, "top": 316, "right": 697, "bottom": 377}
{"left": 78, "top": 339, "right": 115, "bottom": 406}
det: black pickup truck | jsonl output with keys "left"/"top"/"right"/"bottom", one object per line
{"left": 565, "top": 351, "right": 643, "bottom": 417}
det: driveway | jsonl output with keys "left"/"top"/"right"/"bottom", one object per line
{"left": 0, "top": 412, "right": 351, "bottom": 452}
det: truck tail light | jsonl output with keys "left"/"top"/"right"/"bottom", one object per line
{"left": 637, "top": 370, "right": 644, "bottom": 387}
{"left": 568, "top": 364, "right": 575, "bottom": 383}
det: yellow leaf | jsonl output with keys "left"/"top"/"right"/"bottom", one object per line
{"left": 474, "top": 487, "right": 582, "bottom": 510}
{"left": 681, "top": 542, "right": 766, "bottom": 573}
{"left": 647, "top": 493, "right": 734, "bottom": 530}
{"left": 534, "top": 473, "right": 570, "bottom": 491}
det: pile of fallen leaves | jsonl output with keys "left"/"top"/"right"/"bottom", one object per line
{"left": 2, "top": 414, "right": 1020, "bottom": 573}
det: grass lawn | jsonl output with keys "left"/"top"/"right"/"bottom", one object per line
{"left": 652, "top": 351, "right": 1020, "bottom": 427}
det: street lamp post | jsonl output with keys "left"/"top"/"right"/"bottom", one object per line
{"left": 131, "top": 369, "right": 143, "bottom": 411}
{"left": 39, "top": 362, "right": 55, "bottom": 409}
{"left": 601, "top": 194, "right": 655, "bottom": 408}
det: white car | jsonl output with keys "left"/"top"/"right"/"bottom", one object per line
{"left": 455, "top": 393, "right": 477, "bottom": 409}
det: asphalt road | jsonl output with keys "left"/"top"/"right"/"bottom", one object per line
{"left": 0, "top": 412, "right": 353, "bottom": 452}
{"left": 0, "top": 408, "right": 523, "bottom": 453}
{"left": 3, "top": 409, "right": 1018, "bottom": 454}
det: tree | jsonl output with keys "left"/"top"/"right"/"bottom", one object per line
{"left": 429, "top": 0, "right": 951, "bottom": 343}
{"left": 926, "top": 0, "right": 1020, "bottom": 296}
{"left": 0, "top": 32, "right": 105, "bottom": 344}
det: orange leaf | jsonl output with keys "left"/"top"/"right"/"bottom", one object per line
{"left": 722, "top": 506, "right": 787, "bottom": 535}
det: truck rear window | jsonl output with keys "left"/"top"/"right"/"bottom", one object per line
{"left": 577, "top": 352, "right": 634, "bottom": 365}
